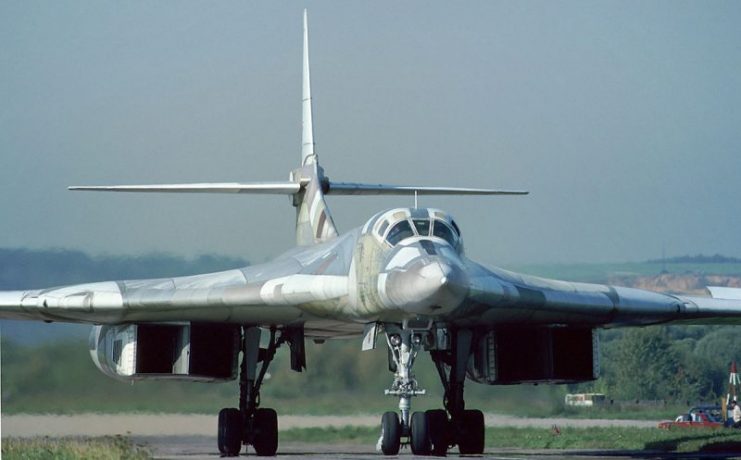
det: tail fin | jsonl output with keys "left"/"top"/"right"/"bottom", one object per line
{"left": 69, "top": 10, "right": 527, "bottom": 247}
{"left": 301, "top": 9, "right": 316, "bottom": 167}
{"left": 292, "top": 9, "right": 339, "bottom": 246}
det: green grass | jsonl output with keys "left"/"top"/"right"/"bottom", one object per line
{"left": 281, "top": 426, "right": 741, "bottom": 453}
{"left": 1, "top": 436, "right": 150, "bottom": 460}
{"left": 485, "top": 426, "right": 741, "bottom": 452}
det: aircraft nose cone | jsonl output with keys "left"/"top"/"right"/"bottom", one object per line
{"left": 380, "top": 259, "right": 467, "bottom": 315}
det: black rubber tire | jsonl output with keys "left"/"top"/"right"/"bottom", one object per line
{"left": 380, "top": 411, "right": 401, "bottom": 455}
{"left": 253, "top": 408, "right": 279, "bottom": 456}
{"left": 218, "top": 408, "right": 242, "bottom": 457}
{"left": 410, "top": 411, "right": 431, "bottom": 455}
{"left": 426, "top": 409, "right": 449, "bottom": 456}
{"left": 458, "top": 409, "right": 485, "bottom": 455}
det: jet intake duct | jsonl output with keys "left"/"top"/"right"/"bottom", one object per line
{"left": 89, "top": 323, "right": 239, "bottom": 382}
{"left": 467, "top": 327, "right": 599, "bottom": 385}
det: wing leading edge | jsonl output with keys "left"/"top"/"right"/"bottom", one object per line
{"left": 0, "top": 269, "right": 348, "bottom": 325}
{"left": 458, "top": 263, "right": 741, "bottom": 327}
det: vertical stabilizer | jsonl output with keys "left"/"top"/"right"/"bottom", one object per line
{"left": 301, "top": 9, "right": 316, "bottom": 166}
{"left": 294, "top": 10, "right": 338, "bottom": 245}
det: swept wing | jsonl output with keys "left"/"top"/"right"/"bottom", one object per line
{"left": 459, "top": 262, "right": 741, "bottom": 327}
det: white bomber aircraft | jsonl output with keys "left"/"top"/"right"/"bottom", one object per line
{"left": 3, "top": 10, "right": 741, "bottom": 457}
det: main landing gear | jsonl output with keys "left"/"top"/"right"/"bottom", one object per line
{"left": 218, "top": 326, "right": 302, "bottom": 457}
{"left": 378, "top": 323, "right": 485, "bottom": 456}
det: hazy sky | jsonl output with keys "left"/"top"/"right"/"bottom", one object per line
{"left": 1, "top": 1, "right": 740, "bottom": 267}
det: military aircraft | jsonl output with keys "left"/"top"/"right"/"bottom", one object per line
{"left": 3, "top": 10, "right": 741, "bottom": 457}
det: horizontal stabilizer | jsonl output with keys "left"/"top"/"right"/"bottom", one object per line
{"left": 68, "top": 181, "right": 527, "bottom": 197}
{"left": 326, "top": 182, "right": 528, "bottom": 196}
{"left": 69, "top": 182, "right": 302, "bottom": 194}
{"left": 707, "top": 286, "right": 741, "bottom": 300}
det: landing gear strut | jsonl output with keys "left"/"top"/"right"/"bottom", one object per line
{"left": 379, "top": 324, "right": 427, "bottom": 455}
{"left": 378, "top": 324, "right": 485, "bottom": 456}
{"left": 431, "top": 328, "right": 485, "bottom": 455}
{"left": 218, "top": 326, "right": 282, "bottom": 457}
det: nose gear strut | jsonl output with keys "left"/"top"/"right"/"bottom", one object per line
{"left": 378, "top": 324, "right": 427, "bottom": 455}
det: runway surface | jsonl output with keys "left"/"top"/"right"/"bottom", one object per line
{"left": 131, "top": 435, "right": 737, "bottom": 460}
{"left": 2, "top": 413, "right": 657, "bottom": 437}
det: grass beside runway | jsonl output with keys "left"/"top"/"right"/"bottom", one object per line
{"left": 484, "top": 426, "right": 741, "bottom": 452}
{"left": 281, "top": 426, "right": 741, "bottom": 453}
{"left": 1, "top": 436, "right": 150, "bottom": 460}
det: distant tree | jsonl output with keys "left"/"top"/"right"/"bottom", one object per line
{"left": 0, "top": 248, "right": 248, "bottom": 290}
{"left": 600, "top": 326, "right": 720, "bottom": 402}
{"left": 646, "top": 253, "right": 741, "bottom": 264}
{"left": 608, "top": 327, "right": 680, "bottom": 400}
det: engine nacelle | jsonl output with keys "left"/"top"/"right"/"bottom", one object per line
{"left": 89, "top": 323, "right": 239, "bottom": 382}
{"left": 467, "top": 327, "right": 599, "bottom": 385}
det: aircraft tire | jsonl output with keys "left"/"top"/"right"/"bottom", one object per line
{"left": 458, "top": 409, "right": 485, "bottom": 455}
{"left": 410, "top": 411, "right": 432, "bottom": 455}
{"left": 253, "top": 408, "right": 279, "bottom": 456}
{"left": 426, "top": 409, "right": 449, "bottom": 456}
{"left": 380, "top": 411, "right": 401, "bottom": 455}
{"left": 218, "top": 408, "right": 242, "bottom": 457}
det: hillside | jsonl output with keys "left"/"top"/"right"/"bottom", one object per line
{"left": 610, "top": 273, "right": 741, "bottom": 296}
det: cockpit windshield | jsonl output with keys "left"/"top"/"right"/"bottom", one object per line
{"left": 386, "top": 220, "right": 414, "bottom": 245}
{"left": 412, "top": 219, "right": 430, "bottom": 237}
{"left": 373, "top": 208, "right": 461, "bottom": 249}
{"left": 432, "top": 220, "right": 456, "bottom": 246}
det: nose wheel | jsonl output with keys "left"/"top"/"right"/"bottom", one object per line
{"left": 409, "top": 411, "right": 431, "bottom": 454}
{"left": 380, "top": 411, "right": 401, "bottom": 455}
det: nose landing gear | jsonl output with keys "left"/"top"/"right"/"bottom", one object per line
{"left": 378, "top": 325, "right": 485, "bottom": 456}
{"left": 378, "top": 325, "right": 427, "bottom": 455}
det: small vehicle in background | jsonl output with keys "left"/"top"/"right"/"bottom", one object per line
{"left": 658, "top": 405, "right": 725, "bottom": 429}
{"left": 564, "top": 393, "right": 607, "bottom": 407}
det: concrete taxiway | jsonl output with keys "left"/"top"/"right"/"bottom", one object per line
{"left": 133, "top": 436, "right": 740, "bottom": 460}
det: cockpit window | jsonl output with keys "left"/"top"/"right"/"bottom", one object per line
{"left": 386, "top": 220, "right": 415, "bottom": 245}
{"left": 432, "top": 220, "right": 457, "bottom": 246}
{"left": 451, "top": 220, "right": 461, "bottom": 237}
{"left": 412, "top": 219, "right": 431, "bottom": 237}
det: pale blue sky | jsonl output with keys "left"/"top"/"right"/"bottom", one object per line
{"left": 1, "top": 1, "right": 740, "bottom": 266}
